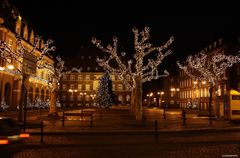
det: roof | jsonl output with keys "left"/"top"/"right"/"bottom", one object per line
{"left": 230, "top": 89, "right": 240, "bottom": 95}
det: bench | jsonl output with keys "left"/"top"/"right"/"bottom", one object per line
{"left": 61, "top": 111, "right": 93, "bottom": 127}
{"left": 181, "top": 109, "right": 217, "bottom": 126}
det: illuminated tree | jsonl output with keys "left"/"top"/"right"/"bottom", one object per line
{"left": 96, "top": 71, "right": 115, "bottom": 108}
{"left": 0, "top": 36, "right": 55, "bottom": 121}
{"left": 47, "top": 56, "right": 81, "bottom": 116}
{"left": 177, "top": 51, "right": 240, "bottom": 124}
{"left": 92, "top": 27, "right": 174, "bottom": 120}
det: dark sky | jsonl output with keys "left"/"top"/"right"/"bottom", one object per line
{"left": 10, "top": 0, "right": 239, "bottom": 59}
{"left": 9, "top": 0, "right": 240, "bottom": 93}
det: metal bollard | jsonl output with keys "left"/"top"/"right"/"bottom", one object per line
{"left": 41, "top": 121, "right": 44, "bottom": 143}
{"left": 90, "top": 112, "right": 93, "bottom": 127}
{"left": 62, "top": 112, "right": 65, "bottom": 127}
{"left": 182, "top": 109, "right": 186, "bottom": 126}
{"left": 163, "top": 108, "right": 166, "bottom": 119}
{"left": 155, "top": 120, "right": 158, "bottom": 142}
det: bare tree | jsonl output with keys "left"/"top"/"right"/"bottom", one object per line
{"left": 0, "top": 36, "right": 55, "bottom": 121}
{"left": 46, "top": 56, "right": 81, "bottom": 116}
{"left": 92, "top": 26, "right": 174, "bottom": 120}
{"left": 177, "top": 51, "right": 240, "bottom": 124}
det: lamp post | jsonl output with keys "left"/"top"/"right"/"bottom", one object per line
{"left": 69, "top": 89, "right": 77, "bottom": 106}
{"left": 90, "top": 94, "right": 96, "bottom": 107}
{"left": 80, "top": 92, "right": 86, "bottom": 107}
{"left": 157, "top": 91, "right": 164, "bottom": 108}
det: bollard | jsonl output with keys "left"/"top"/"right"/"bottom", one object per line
{"left": 62, "top": 112, "right": 65, "bottom": 127}
{"left": 182, "top": 109, "right": 186, "bottom": 126}
{"left": 155, "top": 120, "right": 158, "bottom": 142}
{"left": 100, "top": 108, "right": 103, "bottom": 120}
{"left": 81, "top": 109, "right": 83, "bottom": 120}
{"left": 163, "top": 108, "right": 166, "bottom": 119}
{"left": 90, "top": 112, "right": 93, "bottom": 127}
{"left": 41, "top": 121, "right": 44, "bottom": 143}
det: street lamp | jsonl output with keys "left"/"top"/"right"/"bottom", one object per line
{"left": 69, "top": 89, "right": 77, "bottom": 106}
{"left": 157, "top": 91, "right": 164, "bottom": 108}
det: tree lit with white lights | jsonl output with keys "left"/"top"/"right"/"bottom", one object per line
{"left": 92, "top": 27, "right": 174, "bottom": 120}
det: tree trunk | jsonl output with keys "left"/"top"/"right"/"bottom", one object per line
{"left": 131, "top": 88, "right": 136, "bottom": 113}
{"left": 49, "top": 80, "right": 58, "bottom": 116}
{"left": 18, "top": 74, "right": 28, "bottom": 122}
{"left": 135, "top": 76, "right": 143, "bottom": 121}
{"left": 209, "top": 84, "right": 213, "bottom": 125}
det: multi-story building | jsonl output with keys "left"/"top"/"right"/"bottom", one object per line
{"left": 162, "top": 64, "right": 180, "bottom": 108}
{"left": 0, "top": 0, "right": 54, "bottom": 110}
{"left": 59, "top": 48, "right": 131, "bottom": 107}
{"left": 179, "top": 36, "right": 240, "bottom": 118}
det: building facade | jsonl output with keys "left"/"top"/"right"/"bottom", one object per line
{"left": 59, "top": 72, "right": 131, "bottom": 107}
{"left": 0, "top": 0, "right": 54, "bottom": 110}
{"left": 59, "top": 47, "right": 131, "bottom": 107}
{"left": 179, "top": 36, "right": 240, "bottom": 118}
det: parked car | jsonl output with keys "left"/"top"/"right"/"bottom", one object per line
{"left": 0, "top": 117, "right": 30, "bottom": 157}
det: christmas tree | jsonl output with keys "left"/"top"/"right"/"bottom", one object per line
{"left": 96, "top": 71, "right": 115, "bottom": 108}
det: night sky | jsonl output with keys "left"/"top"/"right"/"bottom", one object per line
{"left": 9, "top": 0, "right": 240, "bottom": 92}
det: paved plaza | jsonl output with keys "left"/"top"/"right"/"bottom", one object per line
{"left": 2, "top": 107, "right": 240, "bottom": 158}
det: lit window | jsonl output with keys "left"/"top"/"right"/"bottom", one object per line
{"left": 86, "top": 75, "right": 90, "bottom": 80}
{"left": 77, "top": 95, "right": 82, "bottom": 101}
{"left": 118, "top": 95, "right": 123, "bottom": 101}
{"left": 85, "top": 95, "right": 90, "bottom": 101}
{"left": 126, "top": 95, "right": 130, "bottom": 102}
{"left": 85, "top": 84, "right": 90, "bottom": 91}
{"left": 77, "top": 84, "right": 82, "bottom": 90}
{"left": 70, "top": 75, "right": 75, "bottom": 80}
{"left": 78, "top": 75, "right": 82, "bottom": 80}
{"left": 118, "top": 84, "right": 123, "bottom": 91}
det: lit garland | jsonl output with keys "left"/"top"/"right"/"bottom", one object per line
{"left": 177, "top": 51, "right": 240, "bottom": 86}
{"left": 92, "top": 26, "right": 174, "bottom": 90}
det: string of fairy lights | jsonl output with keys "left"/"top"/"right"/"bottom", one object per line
{"left": 92, "top": 26, "right": 174, "bottom": 90}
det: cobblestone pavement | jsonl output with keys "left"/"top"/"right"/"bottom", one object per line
{"left": 11, "top": 130, "right": 240, "bottom": 158}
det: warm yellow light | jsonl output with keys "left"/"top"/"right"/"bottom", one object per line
{"left": 194, "top": 81, "right": 197, "bottom": 85}
{"left": 202, "top": 81, "right": 206, "bottom": 84}
{"left": 157, "top": 92, "right": 160, "bottom": 95}
{"left": 74, "top": 89, "right": 77, "bottom": 92}
{"left": 68, "top": 89, "right": 73, "bottom": 92}
{"left": 176, "top": 88, "right": 180, "bottom": 91}
{"left": 161, "top": 92, "right": 164, "bottom": 95}
{"left": 150, "top": 92, "right": 153, "bottom": 96}
{"left": 171, "top": 88, "right": 175, "bottom": 91}
{"left": 7, "top": 65, "right": 14, "bottom": 70}
{"left": 0, "top": 66, "right": 5, "bottom": 71}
